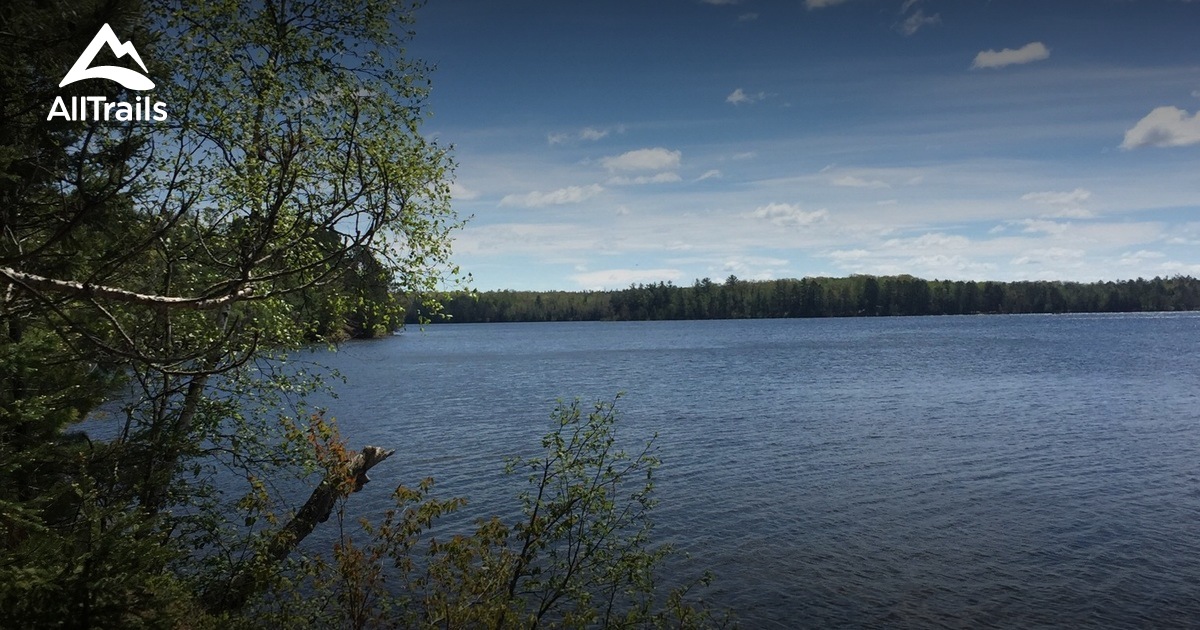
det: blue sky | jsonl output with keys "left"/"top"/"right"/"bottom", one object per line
{"left": 409, "top": 0, "right": 1200, "bottom": 291}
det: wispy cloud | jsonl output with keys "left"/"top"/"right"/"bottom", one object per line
{"left": 805, "top": 0, "right": 851, "bottom": 9}
{"left": 829, "top": 249, "right": 872, "bottom": 262}
{"left": 548, "top": 125, "right": 623, "bottom": 145}
{"left": 825, "top": 232, "right": 999, "bottom": 279}
{"left": 832, "top": 175, "right": 890, "bottom": 189}
{"left": 892, "top": 233, "right": 971, "bottom": 250}
{"left": 972, "top": 42, "right": 1050, "bottom": 69}
{"left": 1121, "top": 106, "right": 1200, "bottom": 149}
{"left": 1011, "top": 247, "right": 1086, "bottom": 267}
{"left": 1021, "top": 188, "right": 1094, "bottom": 218}
{"left": 748, "top": 203, "right": 829, "bottom": 227}
{"left": 719, "top": 256, "right": 791, "bottom": 280}
{"left": 737, "top": 12, "right": 759, "bottom": 22}
{"left": 1118, "top": 250, "right": 1166, "bottom": 265}
{"left": 579, "top": 127, "right": 609, "bottom": 141}
{"left": 1016, "top": 219, "right": 1072, "bottom": 235}
{"left": 448, "top": 180, "right": 480, "bottom": 200}
{"left": 695, "top": 169, "right": 723, "bottom": 182}
{"left": 499, "top": 184, "right": 604, "bottom": 208}
{"left": 1021, "top": 188, "right": 1091, "bottom": 206}
{"left": 606, "top": 172, "right": 683, "bottom": 186}
{"left": 897, "top": 8, "right": 940, "bottom": 36}
{"left": 601, "top": 147, "right": 682, "bottom": 171}
{"left": 726, "top": 88, "right": 767, "bottom": 105}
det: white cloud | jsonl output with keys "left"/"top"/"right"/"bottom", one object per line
{"left": 748, "top": 203, "right": 829, "bottom": 227}
{"left": 448, "top": 180, "right": 479, "bottom": 200}
{"left": 737, "top": 13, "right": 759, "bottom": 22}
{"left": 571, "top": 268, "right": 683, "bottom": 290}
{"left": 731, "top": 151, "right": 757, "bottom": 160}
{"left": 546, "top": 132, "right": 570, "bottom": 145}
{"left": 601, "top": 147, "right": 682, "bottom": 171}
{"left": 1121, "top": 106, "right": 1200, "bottom": 149}
{"left": 971, "top": 42, "right": 1050, "bottom": 69}
{"left": 499, "top": 184, "right": 604, "bottom": 208}
{"left": 695, "top": 169, "right": 723, "bottom": 182}
{"left": 606, "top": 172, "right": 682, "bottom": 186}
{"left": 832, "top": 175, "right": 890, "bottom": 189}
{"left": 726, "top": 88, "right": 766, "bottom": 105}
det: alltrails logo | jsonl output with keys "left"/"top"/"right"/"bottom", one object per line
{"left": 48, "top": 23, "right": 167, "bottom": 122}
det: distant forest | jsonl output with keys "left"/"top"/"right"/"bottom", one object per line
{"left": 409, "top": 275, "right": 1200, "bottom": 324}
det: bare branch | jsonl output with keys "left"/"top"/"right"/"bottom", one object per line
{"left": 1, "top": 266, "right": 250, "bottom": 310}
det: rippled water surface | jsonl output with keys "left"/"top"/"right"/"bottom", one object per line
{"left": 308, "top": 313, "right": 1200, "bottom": 627}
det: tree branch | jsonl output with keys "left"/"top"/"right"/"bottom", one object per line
{"left": 202, "top": 445, "right": 395, "bottom": 614}
{"left": 0, "top": 266, "right": 250, "bottom": 310}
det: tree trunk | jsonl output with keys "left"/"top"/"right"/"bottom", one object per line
{"left": 202, "top": 445, "right": 395, "bottom": 614}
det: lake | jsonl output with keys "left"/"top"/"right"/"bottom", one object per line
{"left": 307, "top": 313, "right": 1200, "bottom": 628}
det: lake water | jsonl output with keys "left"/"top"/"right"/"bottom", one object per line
{"left": 308, "top": 313, "right": 1200, "bottom": 628}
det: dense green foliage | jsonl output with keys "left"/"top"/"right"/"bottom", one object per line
{"left": 0, "top": 0, "right": 453, "bottom": 624}
{"left": 423, "top": 275, "right": 1200, "bottom": 323}
{"left": 1, "top": 1, "right": 722, "bottom": 627}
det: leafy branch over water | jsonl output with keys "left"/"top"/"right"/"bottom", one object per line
{"left": 252, "top": 398, "right": 727, "bottom": 629}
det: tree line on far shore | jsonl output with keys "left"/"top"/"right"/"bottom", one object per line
{"left": 412, "top": 275, "right": 1200, "bottom": 324}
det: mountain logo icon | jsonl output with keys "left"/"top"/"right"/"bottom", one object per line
{"left": 59, "top": 23, "right": 155, "bottom": 91}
